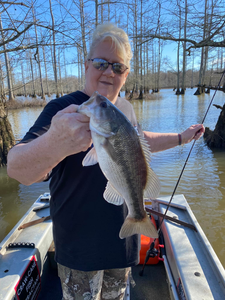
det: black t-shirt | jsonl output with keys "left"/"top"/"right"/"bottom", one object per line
{"left": 21, "top": 91, "right": 140, "bottom": 271}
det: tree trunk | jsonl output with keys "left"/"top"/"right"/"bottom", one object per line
{"left": 41, "top": 29, "right": 50, "bottom": 97}
{"left": 58, "top": 48, "right": 63, "bottom": 96}
{"left": 134, "top": 0, "right": 138, "bottom": 95}
{"left": 152, "top": 43, "right": 156, "bottom": 92}
{"left": 143, "top": 27, "right": 147, "bottom": 94}
{"left": 176, "top": 0, "right": 181, "bottom": 95}
{"left": 156, "top": 39, "right": 161, "bottom": 92}
{"left": 204, "top": 103, "right": 225, "bottom": 149}
{"left": 43, "top": 45, "right": 51, "bottom": 97}
{"left": 63, "top": 47, "right": 68, "bottom": 93}
{"left": 156, "top": 1, "right": 161, "bottom": 93}
{"left": 176, "top": 42, "right": 180, "bottom": 95}
{"left": 95, "top": 0, "right": 98, "bottom": 27}
{"left": 145, "top": 40, "right": 150, "bottom": 94}
{"left": 194, "top": 0, "right": 208, "bottom": 95}
{"left": 79, "top": 0, "right": 87, "bottom": 89}
{"left": 32, "top": 5, "right": 45, "bottom": 100}
{"left": 0, "top": 103, "right": 15, "bottom": 166}
{"left": 181, "top": 0, "right": 187, "bottom": 95}
{"left": 0, "top": 62, "right": 6, "bottom": 100}
{"left": 30, "top": 55, "right": 36, "bottom": 98}
{"left": 191, "top": 52, "right": 194, "bottom": 88}
{"left": 49, "top": 0, "right": 59, "bottom": 98}
{"left": 101, "top": 0, "right": 104, "bottom": 23}
{"left": 21, "top": 64, "right": 27, "bottom": 97}
{"left": 107, "top": 0, "right": 110, "bottom": 21}
{"left": 77, "top": 47, "right": 81, "bottom": 90}
{"left": 0, "top": 14, "right": 14, "bottom": 102}
{"left": 138, "top": 0, "right": 143, "bottom": 99}
{"left": 124, "top": 6, "right": 129, "bottom": 95}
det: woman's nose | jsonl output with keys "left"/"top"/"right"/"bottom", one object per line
{"left": 102, "top": 65, "right": 115, "bottom": 76}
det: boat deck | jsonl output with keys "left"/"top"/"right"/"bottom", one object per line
{"left": 38, "top": 261, "right": 170, "bottom": 300}
{"left": 131, "top": 263, "right": 170, "bottom": 300}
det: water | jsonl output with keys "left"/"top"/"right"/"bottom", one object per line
{"left": 0, "top": 107, "right": 50, "bottom": 242}
{"left": 131, "top": 88, "right": 225, "bottom": 266}
{"left": 0, "top": 88, "right": 225, "bottom": 267}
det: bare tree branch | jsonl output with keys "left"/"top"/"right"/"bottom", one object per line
{"left": 204, "top": 20, "right": 225, "bottom": 43}
{"left": 0, "top": 2, "right": 29, "bottom": 8}
{"left": 186, "top": 39, "right": 225, "bottom": 54}
{"left": 138, "top": 29, "right": 225, "bottom": 55}
{"left": 0, "top": 23, "right": 33, "bottom": 47}
{"left": 0, "top": 42, "right": 75, "bottom": 54}
{"left": 137, "top": 14, "right": 225, "bottom": 55}
{"left": 138, "top": 34, "right": 198, "bottom": 46}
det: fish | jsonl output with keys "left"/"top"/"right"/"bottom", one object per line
{"left": 78, "top": 91, "right": 160, "bottom": 239}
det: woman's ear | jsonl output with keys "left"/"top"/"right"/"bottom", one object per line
{"left": 124, "top": 71, "right": 129, "bottom": 84}
{"left": 84, "top": 60, "right": 89, "bottom": 73}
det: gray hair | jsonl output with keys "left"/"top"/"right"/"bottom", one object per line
{"left": 87, "top": 23, "right": 133, "bottom": 70}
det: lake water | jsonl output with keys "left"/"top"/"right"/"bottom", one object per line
{"left": 0, "top": 88, "right": 225, "bottom": 267}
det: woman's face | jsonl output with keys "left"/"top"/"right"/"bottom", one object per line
{"left": 83, "top": 40, "right": 129, "bottom": 104}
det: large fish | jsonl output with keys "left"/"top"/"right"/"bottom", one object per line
{"left": 78, "top": 91, "right": 160, "bottom": 239}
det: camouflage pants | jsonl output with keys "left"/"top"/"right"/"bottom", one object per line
{"left": 57, "top": 263, "right": 130, "bottom": 300}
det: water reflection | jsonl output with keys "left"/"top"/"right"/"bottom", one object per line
{"left": 0, "top": 89, "right": 224, "bottom": 268}
{"left": 0, "top": 172, "right": 49, "bottom": 243}
{"left": 0, "top": 167, "right": 20, "bottom": 239}
{"left": 0, "top": 165, "right": 49, "bottom": 242}
{"left": 8, "top": 107, "right": 44, "bottom": 140}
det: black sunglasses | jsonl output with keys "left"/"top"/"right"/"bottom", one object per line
{"left": 88, "top": 58, "right": 128, "bottom": 75}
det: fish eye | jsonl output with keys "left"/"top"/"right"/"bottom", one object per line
{"left": 100, "top": 102, "right": 107, "bottom": 108}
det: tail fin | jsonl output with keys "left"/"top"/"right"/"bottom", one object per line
{"left": 119, "top": 215, "right": 158, "bottom": 239}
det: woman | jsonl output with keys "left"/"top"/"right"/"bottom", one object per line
{"left": 7, "top": 23, "right": 204, "bottom": 300}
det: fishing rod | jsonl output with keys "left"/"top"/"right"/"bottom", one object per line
{"left": 140, "top": 69, "right": 225, "bottom": 276}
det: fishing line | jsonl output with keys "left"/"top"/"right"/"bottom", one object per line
{"left": 157, "top": 68, "right": 225, "bottom": 234}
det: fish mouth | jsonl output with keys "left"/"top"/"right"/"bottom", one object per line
{"left": 77, "top": 104, "right": 89, "bottom": 115}
{"left": 78, "top": 91, "right": 101, "bottom": 115}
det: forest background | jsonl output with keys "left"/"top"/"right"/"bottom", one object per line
{"left": 0, "top": 0, "right": 225, "bottom": 166}
{"left": 0, "top": 0, "right": 225, "bottom": 102}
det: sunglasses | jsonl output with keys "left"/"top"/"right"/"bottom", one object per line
{"left": 88, "top": 58, "right": 128, "bottom": 75}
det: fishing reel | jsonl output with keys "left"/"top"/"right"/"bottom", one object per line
{"left": 145, "top": 241, "right": 160, "bottom": 259}
{"left": 139, "top": 240, "right": 164, "bottom": 276}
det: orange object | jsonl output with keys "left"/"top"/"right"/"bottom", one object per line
{"left": 139, "top": 216, "right": 164, "bottom": 265}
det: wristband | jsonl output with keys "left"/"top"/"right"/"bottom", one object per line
{"left": 178, "top": 133, "right": 182, "bottom": 145}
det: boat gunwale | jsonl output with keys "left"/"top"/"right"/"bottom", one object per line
{"left": 157, "top": 194, "right": 225, "bottom": 299}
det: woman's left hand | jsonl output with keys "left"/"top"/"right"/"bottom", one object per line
{"left": 181, "top": 124, "right": 205, "bottom": 144}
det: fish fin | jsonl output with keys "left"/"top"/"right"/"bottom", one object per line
{"left": 134, "top": 123, "right": 144, "bottom": 137}
{"left": 103, "top": 182, "right": 124, "bottom": 206}
{"left": 138, "top": 135, "right": 161, "bottom": 199}
{"left": 102, "top": 139, "right": 117, "bottom": 162}
{"left": 82, "top": 147, "right": 98, "bottom": 166}
{"left": 144, "top": 165, "right": 161, "bottom": 199}
{"left": 138, "top": 135, "right": 152, "bottom": 164}
{"left": 119, "top": 214, "right": 158, "bottom": 239}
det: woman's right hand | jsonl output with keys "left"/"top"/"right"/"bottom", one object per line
{"left": 47, "top": 104, "right": 92, "bottom": 157}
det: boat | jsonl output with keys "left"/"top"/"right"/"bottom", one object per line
{"left": 0, "top": 193, "right": 225, "bottom": 300}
